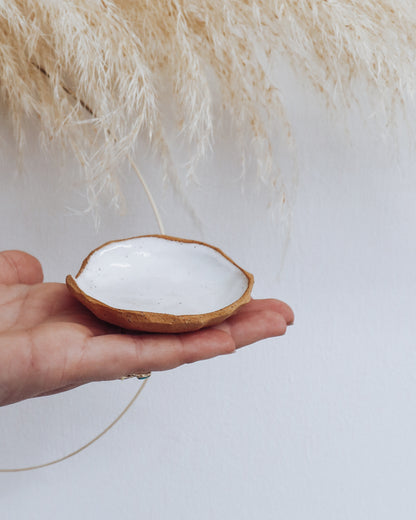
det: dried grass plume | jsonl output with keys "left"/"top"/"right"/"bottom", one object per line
{"left": 1, "top": 0, "right": 415, "bottom": 208}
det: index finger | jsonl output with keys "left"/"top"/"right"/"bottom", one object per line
{"left": 71, "top": 299, "right": 291, "bottom": 382}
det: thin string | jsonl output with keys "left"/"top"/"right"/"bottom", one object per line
{"left": 0, "top": 158, "right": 163, "bottom": 472}
{"left": 128, "top": 154, "right": 165, "bottom": 235}
{"left": 0, "top": 65, "right": 166, "bottom": 473}
{"left": 0, "top": 379, "right": 149, "bottom": 473}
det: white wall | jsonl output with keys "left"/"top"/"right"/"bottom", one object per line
{"left": 1, "top": 64, "right": 416, "bottom": 520}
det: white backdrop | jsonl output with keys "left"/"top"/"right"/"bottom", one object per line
{"left": 1, "top": 63, "right": 416, "bottom": 520}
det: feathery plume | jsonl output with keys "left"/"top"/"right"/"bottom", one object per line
{"left": 0, "top": 1, "right": 415, "bottom": 207}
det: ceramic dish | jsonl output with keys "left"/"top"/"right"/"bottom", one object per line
{"left": 66, "top": 235, "right": 254, "bottom": 333}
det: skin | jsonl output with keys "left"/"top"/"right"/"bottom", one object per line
{"left": 0, "top": 250, "right": 294, "bottom": 407}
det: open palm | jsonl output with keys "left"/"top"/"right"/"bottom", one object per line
{"left": 0, "top": 250, "right": 294, "bottom": 406}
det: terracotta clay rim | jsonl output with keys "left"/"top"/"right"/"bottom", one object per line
{"left": 66, "top": 235, "right": 254, "bottom": 321}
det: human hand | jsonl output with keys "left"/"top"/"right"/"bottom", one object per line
{"left": 0, "top": 250, "right": 294, "bottom": 406}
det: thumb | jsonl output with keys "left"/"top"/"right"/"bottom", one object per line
{"left": 0, "top": 251, "right": 44, "bottom": 285}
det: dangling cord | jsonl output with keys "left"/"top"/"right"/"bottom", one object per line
{"left": 0, "top": 156, "right": 162, "bottom": 472}
{"left": 0, "top": 65, "right": 165, "bottom": 472}
{"left": 0, "top": 379, "right": 149, "bottom": 473}
{"left": 128, "top": 154, "right": 165, "bottom": 235}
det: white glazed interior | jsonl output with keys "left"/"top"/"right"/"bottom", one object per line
{"left": 75, "top": 237, "right": 249, "bottom": 315}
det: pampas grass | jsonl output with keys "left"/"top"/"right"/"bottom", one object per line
{"left": 1, "top": 0, "right": 416, "bottom": 209}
